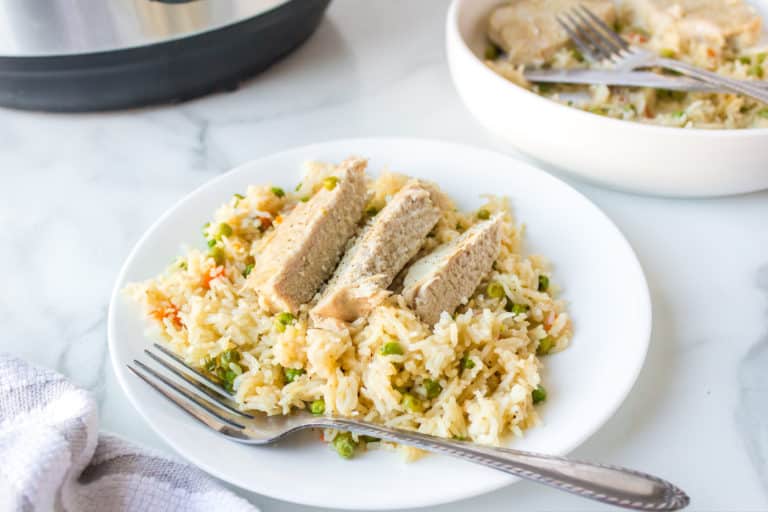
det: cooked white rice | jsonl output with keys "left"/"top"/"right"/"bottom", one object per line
{"left": 125, "top": 160, "right": 572, "bottom": 459}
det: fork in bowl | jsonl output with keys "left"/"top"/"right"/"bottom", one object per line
{"left": 129, "top": 343, "right": 690, "bottom": 510}
{"left": 557, "top": 6, "right": 768, "bottom": 104}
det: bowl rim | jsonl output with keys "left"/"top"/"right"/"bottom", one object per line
{"left": 446, "top": 0, "right": 768, "bottom": 138}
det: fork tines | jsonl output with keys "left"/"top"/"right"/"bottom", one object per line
{"left": 127, "top": 344, "right": 253, "bottom": 438}
{"left": 557, "top": 5, "right": 630, "bottom": 63}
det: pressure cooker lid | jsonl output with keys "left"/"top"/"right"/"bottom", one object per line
{"left": 0, "top": 0, "right": 331, "bottom": 112}
{"left": 0, "top": 0, "right": 292, "bottom": 57}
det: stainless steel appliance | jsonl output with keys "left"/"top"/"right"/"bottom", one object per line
{"left": 0, "top": 0, "right": 330, "bottom": 111}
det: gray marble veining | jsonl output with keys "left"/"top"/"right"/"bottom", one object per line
{"left": 737, "top": 264, "right": 768, "bottom": 493}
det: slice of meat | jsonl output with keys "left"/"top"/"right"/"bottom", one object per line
{"left": 247, "top": 157, "right": 368, "bottom": 314}
{"left": 312, "top": 181, "right": 441, "bottom": 322}
{"left": 488, "top": 0, "right": 616, "bottom": 65}
{"left": 623, "top": 0, "right": 761, "bottom": 50}
{"left": 402, "top": 214, "right": 503, "bottom": 325}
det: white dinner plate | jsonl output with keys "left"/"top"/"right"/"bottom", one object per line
{"left": 108, "top": 138, "right": 651, "bottom": 510}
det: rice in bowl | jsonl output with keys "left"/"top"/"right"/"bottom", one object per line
{"left": 125, "top": 159, "right": 572, "bottom": 459}
{"left": 485, "top": 0, "right": 768, "bottom": 129}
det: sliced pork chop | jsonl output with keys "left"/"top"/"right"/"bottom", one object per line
{"left": 312, "top": 181, "right": 441, "bottom": 322}
{"left": 488, "top": 0, "right": 616, "bottom": 65}
{"left": 402, "top": 214, "right": 503, "bottom": 325}
{"left": 247, "top": 158, "right": 368, "bottom": 314}
{"left": 623, "top": 0, "right": 761, "bottom": 50}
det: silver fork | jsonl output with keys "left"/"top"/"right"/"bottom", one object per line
{"left": 128, "top": 343, "right": 690, "bottom": 510}
{"left": 558, "top": 6, "right": 768, "bottom": 104}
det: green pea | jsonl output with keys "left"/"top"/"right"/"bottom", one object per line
{"left": 276, "top": 312, "right": 295, "bottom": 325}
{"left": 402, "top": 392, "right": 422, "bottom": 413}
{"left": 271, "top": 186, "right": 285, "bottom": 198}
{"left": 424, "top": 379, "right": 442, "bottom": 399}
{"left": 380, "top": 341, "right": 404, "bottom": 356}
{"left": 322, "top": 176, "right": 339, "bottom": 190}
{"left": 532, "top": 385, "right": 547, "bottom": 404}
{"left": 588, "top": 105, "right": 607, "bottom": 115}
{"left": 224, "top": 370, "right": 237, "bottom": 392}
{"left": 242, "top": 263, "right": 254, "bottom": 278}
{"left": 484, "top": 43, "right": 500, "bottom": 60}
{"left": 538, "top": 275, "right": 549, "bottom": 292}
{"left": 220, "top": 349, "right": 240, "bottom": 365}
{"left": 275, "top": 311, "right": 295, "bottom": 331}
{"left": 332, "top": 432, "right": 357, "bottom": 459}
{"left": 506, "top": 302, "right": 529, "bottom": 315}
{"left": 310, "top": 399, "right": 325, "bottom": 415}
{"left": 486, "top": 281, "right": 505, "bottom": 299}
{"left": 207, "top": 238, "right": 217, "bottom": 248}
{"left": 209, "top": 246, "right": 225, "bottom": 265}
{"left": 300, "top": 196, "right": 310, "bottom": 202}
{"left": 537, "top": 336, "right": 554, "bottom": 356}
{"left": 218, "top": 222, "right": 233, "bottom": 238}
{"left": 460, "top": 354, "right": 475, "bottom": 370}
{"left": 659, "top": 48, "right": 676, "bottom": 58}
{"left": 283, "top": 367, "right": 305, "bottom": 383}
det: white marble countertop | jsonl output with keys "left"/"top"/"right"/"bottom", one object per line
{"left": 1, "top": 0, "right": 767, "bottom": 510}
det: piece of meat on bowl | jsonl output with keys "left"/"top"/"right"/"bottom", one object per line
{"left": 488, "top": 0, "right": 616, "bottom": 65}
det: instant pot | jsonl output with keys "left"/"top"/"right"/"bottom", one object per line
{"left": 0, "top": 0, "right": 330, "bottom": 111}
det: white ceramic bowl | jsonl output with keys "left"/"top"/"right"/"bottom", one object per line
{"left": 446, "top": 0, "right": 768, "bottom": 197}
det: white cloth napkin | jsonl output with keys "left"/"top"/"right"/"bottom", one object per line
{"left": 0, "top": 354, "right": 258, "bottom": 512}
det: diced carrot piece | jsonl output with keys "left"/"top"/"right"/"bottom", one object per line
{"left": 544, "top": 311, "right": 556, "bottom": 331}
{"left": 152, "top": 303, "right": 183, "bottom": 329}
{"left": 202, "top": 267, "right": 227, "bottom": 289}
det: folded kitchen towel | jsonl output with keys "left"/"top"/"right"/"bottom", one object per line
{"left": 0, "top": 354, "right": 258, "bottom": 512}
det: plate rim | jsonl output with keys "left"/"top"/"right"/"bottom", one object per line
{"left": 108, "top": 137, "right": 652, "bottom": 509}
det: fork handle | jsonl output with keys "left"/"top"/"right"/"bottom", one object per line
{"left": 327, "top": 418, "right": 688, "bottom": 511}
{"left": 655, "top": 57, "right": 768, "bottom": 104}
